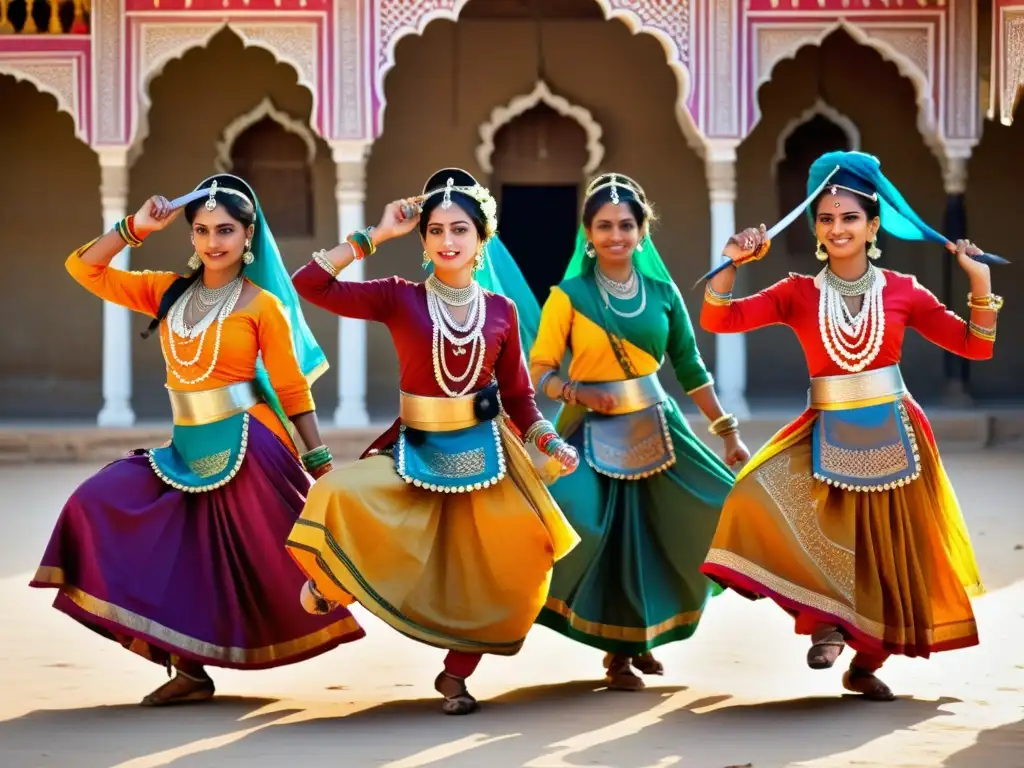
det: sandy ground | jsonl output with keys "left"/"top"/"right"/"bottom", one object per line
{"left": 0, "top": 453, "right": 1022, "bottom": 768}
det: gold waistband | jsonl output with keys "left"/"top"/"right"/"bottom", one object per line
{"left": 808, "top": 365, "right": 906, "bottom": 411}
{"left": 399, "top": 389, "right": 494, "bottom": 432}
{"left": 167, "top": 381, "right": 260, "bottom": 426}
{"left": 582, "top": 372, "right": 667, "bottom": 416}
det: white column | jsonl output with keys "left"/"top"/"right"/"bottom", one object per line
{"left": 705, "top": 142, "right": 750, "bottom": 419}
{"left": 939, "top": 148, "right": 973, "bottom": 406}
{"left": 96, "top": 148, "right": 135, "bottom": 426}
{"left": 330, "top": 140, "right": 373, "bottom": 426}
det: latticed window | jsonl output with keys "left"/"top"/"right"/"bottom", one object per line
{"left": 230, "top": 117, "right": 314, "bottom": 239}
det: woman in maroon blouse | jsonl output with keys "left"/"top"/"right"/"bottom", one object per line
{"left": 286, "top": 168, "right": 580, "bottom": 715}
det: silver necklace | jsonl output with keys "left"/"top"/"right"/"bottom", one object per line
{"left": 596, "top": 268, "right": 646, "bottom": 318}
{"left": 426, "top": 274, "right": 477, "bottom": 306}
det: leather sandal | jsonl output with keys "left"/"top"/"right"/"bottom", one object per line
{"left": 602, "top": 653, "right": 645, "bottom": 691}
{"left": 807, "top": 627, "right": 846, "bottom": 670}
{"left": 434, "top": 671, "right": 479, "bottom": 715}
{"left": 140, "top": 670, "right": 215, "bottom": 707}
{"left": 631, "top": 652, "right": 664, "bottom": 676}
{"left": 843, "top": 666, "right": 896, "bottom": 701}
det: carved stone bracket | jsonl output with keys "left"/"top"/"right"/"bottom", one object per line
{"left": 0, "top": 54, "right": 88, "bottom": 143}
{"left": 992, "top": 4, "right": 1024, "bottom": 125}
{"left": 476, "top": 79, "right": 605, "bottom": 176}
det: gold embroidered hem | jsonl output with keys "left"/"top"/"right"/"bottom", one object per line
{"left": 286, "top": 422, "right": 578, "bottom": 656}
{"left": 37, "top": 581, "right": 363, "bottom": 668}
{"left": 543, "top": 597, "right": 703, "bottom": 643}
{"left": 701, "top": 405, "right": 981, "bottom": 658}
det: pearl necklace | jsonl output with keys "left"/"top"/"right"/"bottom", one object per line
{"left": 163, "top": 277, "right": 244, "bottom": 386}
{"left": 818, "top": 265, "right": 886, "bottom": 373}
{"left": 425, "top": 278, "right": 487, "bottom": 397}
{"left": 596, "top": 267, "right": 646, "bottom": 318}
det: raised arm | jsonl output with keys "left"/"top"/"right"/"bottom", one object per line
{"left": 67, "top": 195, "right": 182, "bottom": 316}
{"left": 292, "top": 259, "right": 400, "bottom": 322}
{"left": 907, "top": 277, "right": 996, "bottom": 361}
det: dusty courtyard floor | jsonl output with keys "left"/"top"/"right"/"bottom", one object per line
{"left": 0, "top": 453, "right": 1021, "bottom": 768}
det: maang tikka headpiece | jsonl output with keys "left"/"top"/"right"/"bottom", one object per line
{"left": 441, "top": 178, "right": 455, "bottom": 210}
{"left": 205, "top": 180, "right": 219, "bottom": 211}
{"left": 609, "top": 174, "right": 620, "bottom": 205}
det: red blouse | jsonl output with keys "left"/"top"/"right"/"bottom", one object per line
{"left": 701, "top": 269, "right": 994, "bottom": 379}
{"left": 293, "top": 261, "right": 543, "bottom": 436}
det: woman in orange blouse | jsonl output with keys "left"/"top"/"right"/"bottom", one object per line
{"left": 698, "top": 151, "right": 1001, "bottom": 701}
{"left": 29, "top": 174, "right": 365, "bottom": 707}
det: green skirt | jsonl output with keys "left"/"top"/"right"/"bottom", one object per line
{"left": 536, "top": 398, "right": 733, "bottom": 655}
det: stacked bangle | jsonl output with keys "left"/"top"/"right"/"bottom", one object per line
{"left": 301, "top": 445, "right": 333, "bottom": 473}
{"left": 704, "top": 284, "right": 733, "bottom": 306}
{"left": 708, "top": 413, "right": 739, "bottom": 438}
{"left": 345, "top": 228, "right": 377, "bottom": 261}
{"left": 559, "top": 380, "right": 580, "bottom": 405}
{"left": 312, "top": 249, "right": 340, "bottom": 277}
{"left": 525, "top": 419, "right": 556, "bottom": 445}
{"left": 967, "top": 292, "right": 1004, "bottom": 312}
{"left": 114, "top": 216, "right": 143, "bottom": 248}
{"left": 968, "top": 320, "right": 997, "bottom": 341}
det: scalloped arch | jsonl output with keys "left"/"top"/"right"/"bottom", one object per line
{"left": 129, "top": 22, "right": 318, "bottom": 162}
{"left": 771, "top": 99, "right": 861, "bottom": 178}
{"left": 476, "top": 79, "right": 604, "bottom": 176}
{"left": 751, "top": 20, "right": 938, "bottom": 149}
{"left": 0, "top": 64, "right": 86, "bottom": 144}
{"left": 375, "top": 0, "right": 701, "bottom": 150}
{"left": 214, "top": 97, "right": 318, "bottom": 173}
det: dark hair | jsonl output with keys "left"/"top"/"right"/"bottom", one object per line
{"left": 811, "top": 170, "right": 882, "bottom": 222}
{"left": 582, "top": 182, "right": 652, "bottom": 230}
{"left": 141, "top": 175, "right": 258, "bottom": 339}
{"left": 417, "top": 168, "right": 488, "bottom": 241}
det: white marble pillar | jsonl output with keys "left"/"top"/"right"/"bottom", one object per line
{"left": 96, "top": 148, "right": 135, "bottom": 426}
{"left": 330, "top": 140, "right": 373, "bottom": 426}
{"left": 705, "top": 143, "right": 750, "bottom": 419}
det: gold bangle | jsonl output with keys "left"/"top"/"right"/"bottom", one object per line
{"left": 708, "top": 413, "right": 737, "bottom": 436}
{"left": 967, "top": 292, "right": 1004, "bottom": 312}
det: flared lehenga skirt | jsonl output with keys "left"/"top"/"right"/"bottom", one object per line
{"left": 535, "top": 400, "right": 735, "bottom": 656}
{"left": 285, "top": 419, "right": 579, "bottom": 656}
{"left": 29, "top": 417, "right": 365, "bottom": 669}
{"left": 700, "top": 398, "right": 982, "bottom": 658}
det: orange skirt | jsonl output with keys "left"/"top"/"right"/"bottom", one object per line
{"left": 701, "top": 399, "right": 982, "bottom": 658}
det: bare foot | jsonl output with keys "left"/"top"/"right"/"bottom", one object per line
{"left": 434, "top": 672, "right": 479, "bottom": 715}
{"left": 140, "top": 671, "right": 215, "bottom": 707}
{"left": 842, "top": 667, "right": 896, "bottom": 701}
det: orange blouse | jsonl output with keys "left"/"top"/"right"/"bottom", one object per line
{"left": 66, "top": 245, "right": 315, "bottom": 453}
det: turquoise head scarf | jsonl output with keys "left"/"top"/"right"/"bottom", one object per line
{"left": 806, "top": 152, "right": 1007, "bottom": 265}
{"left": 194, "top": 174, "right": 328, "bottom": 425}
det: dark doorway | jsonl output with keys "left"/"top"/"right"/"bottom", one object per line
{"left": 499, "top": 184, "right": 579, "bottom": 304}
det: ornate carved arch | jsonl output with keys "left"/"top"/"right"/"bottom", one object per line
{"left": 476, "top": 79, "right": 605, "bottom": 176}
{"left": 0, "top": 56, "right": 88, "bottom": 144}
{"left": 128, "top": 20, "right": 322, "bottom": 160}
{"left": 749, "top": 19, "right": 938, "bottom": 150}
{"left": 373, "top": 0, "right": 700, "bottom": 148}
{"left": 214, "top": 97, "right": 318, "bottom": 174}
{"left": 771, "top": 99, "right": 860, "bottom": 178}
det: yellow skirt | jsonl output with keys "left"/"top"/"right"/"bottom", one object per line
{"left": 701, "top": 402, "right": 981, "bottom": 658}
{"left": 286, "top": 420, "right": 579, "bottom": 655}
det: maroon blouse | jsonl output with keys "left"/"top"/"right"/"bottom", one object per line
{"left": 293, "top": 261, "right": 544, "bottom": 451}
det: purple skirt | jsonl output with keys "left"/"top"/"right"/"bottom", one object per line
{"left": 29, "top": 417, "right": 365, "bottom": 669}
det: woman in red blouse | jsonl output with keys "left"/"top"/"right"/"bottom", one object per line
{"left": 698, "top": 151, "right": 1001, "bottom": 701}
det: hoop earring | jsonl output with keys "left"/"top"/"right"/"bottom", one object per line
{"left": 188, "top": 252, "right": 201, "bottom": 270}
{"left": 585, "top": 241, "right": 596, "bottom": 259}
{"left": 815, "top": 240, "right": 828, "bottom": 262}
{"left": 867, "top": 238, "right": 882, "bottom": 261}
{"left": 422, "top": 250, "right": 431, "bottom": 270}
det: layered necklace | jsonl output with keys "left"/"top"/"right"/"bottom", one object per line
{"left": 595, "top": 266, "right": 646, "bottom": 318}
{"left": 425, "top": 273, "right": 487, "bottom": 398}
{"left": 818, "top": 264, "right": 886, "bottom": 373}
{"left": 164, "top": 277, "right": 244, "bottom": 386}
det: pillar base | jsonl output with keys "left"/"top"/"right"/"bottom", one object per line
{"left": 940, "top": 378, "right": 974, "bottom": 408}
{"left": 333, "top": 402, "right": 370, "bottom": 428}
{"left": 97, "top": 401, "right": 135, "bottom": 427}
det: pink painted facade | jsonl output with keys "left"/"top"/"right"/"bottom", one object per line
{"left": 1, "top": 0, "right": 1017, "bottom": 155}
